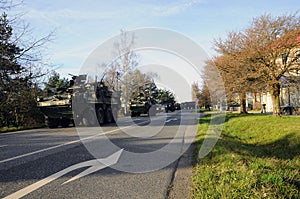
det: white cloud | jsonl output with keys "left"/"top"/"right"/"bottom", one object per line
{"left": 21, "top": 0, "right": 206, "bottom": 23}
{"left": 149, "top": 0, "right": 206, "bottom": 16}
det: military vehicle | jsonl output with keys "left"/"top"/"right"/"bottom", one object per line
{"left": 37, "top": 74, "right": 121, "bottom": 128}
{"left": 129, "top": 82, "right": 158, "bottom": 117}
{"left": 164, "top": 102, "right": 176, "bottom": 113}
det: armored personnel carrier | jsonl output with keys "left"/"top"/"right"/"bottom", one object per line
{"left": 129, "top": 82, "right": 158, "bottom": 117}
{"left": 37, "top": 75, "right": 121, "bottom": 128}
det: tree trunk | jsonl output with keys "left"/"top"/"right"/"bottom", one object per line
{"left": 270, "top": 83, "right": 281, "bottom": 116}
{"left": 239, "top": 92, "right": 248, "bottom": 114}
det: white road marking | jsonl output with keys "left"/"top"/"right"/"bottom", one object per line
{"left": 0, "top": 121, "right": 148, "bottom": 165}
{"left": 0, "top": 145, "right": 7, "bottom": 148}
{"left": 165, "top": 118, "right": 178, "bottom": 123}
{"left": 3, "top": 149, "right": 123, "bottom": 199}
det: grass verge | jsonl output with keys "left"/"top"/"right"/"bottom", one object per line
{"left": 191, "top": 113, "right": 300, "bottom": 199}
{"left": 0, "top": 125, "right": 45, "bottom": 133}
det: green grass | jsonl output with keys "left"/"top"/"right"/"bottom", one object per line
{"left": 191, "top": 113, "right": 300, "bottom": 199}
{"left": 0, "top": 125, "right": 45, "bottom": 133}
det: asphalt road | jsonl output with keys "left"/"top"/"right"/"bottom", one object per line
{"left": 0, "top": 110, "right": 197, "bottom": 199}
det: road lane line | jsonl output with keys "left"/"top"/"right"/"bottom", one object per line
{"left": 0, "top": 139, "right": 82, "bottom": 164}
{"left": 0, "top": 121, "right": 148, "bottom": 165}
{"left": 0, "top": 145, "right": 7, "bottom": 148}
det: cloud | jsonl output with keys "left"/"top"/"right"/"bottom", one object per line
{"left": 22, "top": 6, "right": 121, "bottom": 22}
{"left": 149, "top": 0, "right": 206, "bottom": 16}
{"left": 21, "top": 0, "right": 207, "bottom": 23}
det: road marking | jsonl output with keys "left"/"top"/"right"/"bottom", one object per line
{"left": 165, "top": 118, "right": 178, "bottom": 123}
{"left": 3, "top": 149, "right": 123, "bottom": 199}
{"left": 0, "top": 121, "right": 148, "bottom": 165}
{"left": 0, "top": 145, "right": 7, "bottom": 148}
{"left": 2, "top": 114, "right": 182, "bottom": 198}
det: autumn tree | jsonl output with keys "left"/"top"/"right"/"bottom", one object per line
{"left": 243, "top": 13, "right": 300, "bottom": 115}
{"left": 198, "top": 83, "right": 211, "bottom": 110}
{"left": 191, "top": 82, "right": 200, "bottom": 101}
{"left": 213, "top": 13, "right": 300, "bottom": 115}
{"left": 202, "top": 59, "right": 227, "bottom": 111}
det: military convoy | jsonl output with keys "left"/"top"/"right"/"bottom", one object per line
{"left": 37, "top": 73, "right": 181, "bottom": 127}
{"left": 37, "top": 74, "right": 121, "bottom": 128}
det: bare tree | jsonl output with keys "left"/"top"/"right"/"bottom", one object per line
{"left": 105, "top": 30, "right": 139, "bottom": 115}
{"left": 0, "top": 0, "right": 21, "bottom": 10}
{"left": 191, "top": 82, "right": 200, "bottom": 101}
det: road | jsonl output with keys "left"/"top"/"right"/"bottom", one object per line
{"left": 0, "top": 111, "right": 197, "bottom": 199}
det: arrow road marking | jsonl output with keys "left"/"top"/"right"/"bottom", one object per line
{"left": 165, "top": 118, "right": 178, "bottom": 123}
{"left": 3, "top": 149, "right": 123, "bottom": 199}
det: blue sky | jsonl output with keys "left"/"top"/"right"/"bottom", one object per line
{"left": 7, "top": 0, "right": 300, "bottom": 100}
{"left": 8, "top": 0, "right": 298, "bottom": 75}
{"left": 8, "top": 0, "right": 299, "bottom": 76}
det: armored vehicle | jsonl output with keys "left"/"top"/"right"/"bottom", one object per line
{"left": 164, "top": 102, "right": 176, "bottom": 113}
{"left": 37, "top": 75, "right": 121, "bottom": 128}
{"left": 129, "top": 82, "right": 158, "bottom": 117}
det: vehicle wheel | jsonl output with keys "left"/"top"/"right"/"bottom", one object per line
{"left": 61, "top": 119, "right": 70, "bottom": 128}
{"left": 47, "top": 118, "right": 59, "bottom": 128}
{"left": 97, "top": 107, "right": 105, "bottom": 125}
{"left": 131, "top": 112, "right": 136, "bottom": 117}
{"left": 105, "top": 107, "right": 113, "bottom": 123}
{"left": 82, "top": 108, "right": 98, "bottom": 126}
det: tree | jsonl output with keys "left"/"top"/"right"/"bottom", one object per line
{"left": 198, "top": 83, "right": 211, "bottom": 110}
{"left": 126, "top": 69, "right": 154, "bottom": 98}
{"left": 243, "top": 13, "right": 300, "bottom": 115}
{"left": 0, "top": 7, "right": 53, "bottom": 127}
{"left": 213, "top": 13, "right": 300, "bottom": 115}
{"left": 156, "top": 88, "right": 176, "bottom": 105}
{"left": 104, "top": 30, "right": 139, "bottom": 115}
{"left": 213, "top": 31, "right": 266, "bottom": 114}
{"left": 201, "top": 59, "right": 227, "bottom": 111}
{"left": 44, "top": 71, "right": 69, "bottom": 94}
{"left": 191, "top": 82, "right": 200, "bottom": 101}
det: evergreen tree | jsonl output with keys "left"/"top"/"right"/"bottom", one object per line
{"left": 0, "top": 12, "right": 24, "bottom": 127}
{"left": 0, "top": 11, "right": 50, "bottom": 128}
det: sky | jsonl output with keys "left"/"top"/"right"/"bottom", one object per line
{"left": 7, "top": 0, "right": 300, "bottom": 101}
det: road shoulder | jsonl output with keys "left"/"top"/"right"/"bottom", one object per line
{"left": 167, "top": 143, "right": 195, "bottom": 199}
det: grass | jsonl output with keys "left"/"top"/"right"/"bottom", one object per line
{"left": 0, "top": 125, "right": 45, "bottom": 133}
{"left": 191, "top": 113, "right": 300, "bottom": 199}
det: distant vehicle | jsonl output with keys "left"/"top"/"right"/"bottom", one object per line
{"left": 129, "top": 82, "right": 158, "bottom": 117}
{"left": 162, "top": 102, "right": 174, "bottom": 113}
{"left": 37, "top": 74, "right": 121, "bottom": 128}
